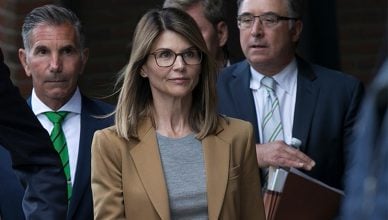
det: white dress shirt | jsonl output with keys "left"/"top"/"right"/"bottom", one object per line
{"left": 31, "top": 88, "right": 82, "bottom": 186}
{"left": 250, "top": 59, "right": 298, "bottom": 145}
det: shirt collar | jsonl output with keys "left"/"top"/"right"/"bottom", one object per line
{"left": 32, "top": 87, "right": 82, "bottom": 115}
{"left": 249, "top": 58, "right": 298, "bottom": 94}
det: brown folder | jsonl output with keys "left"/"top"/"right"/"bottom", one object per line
{"left": 263, "top": 168, "right": 343, "bottom": 220}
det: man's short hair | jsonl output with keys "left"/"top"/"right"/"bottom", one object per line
{"left": 21, "top": 4, "right": 85, "bottom": 51}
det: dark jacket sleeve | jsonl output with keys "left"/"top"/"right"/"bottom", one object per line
{"left": 0, "top": 48, "right": 67, "bottom": 220}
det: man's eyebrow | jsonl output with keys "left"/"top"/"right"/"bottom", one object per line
{"left": 60, "top": 44, "right": 77, "bottom": 50}
{"left": 33, "top": 45, "right": 49, "bottom": 51}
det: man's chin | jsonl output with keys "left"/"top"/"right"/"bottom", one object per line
{"left": 247, "top": 55, "right": 272, "bottom": 66}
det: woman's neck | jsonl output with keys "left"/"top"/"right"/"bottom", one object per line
{"left": 153, "top": 96, "right": 193, "bottom": 138}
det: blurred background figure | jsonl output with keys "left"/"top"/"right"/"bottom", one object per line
{"left": 0, "top": 48, "right": 67, "bottom": 219}
{"left": 163, "top": 0, "right": 230, "bottom": 69}
{"left": 341, "top": 58, "right": 388, "bottom": 220}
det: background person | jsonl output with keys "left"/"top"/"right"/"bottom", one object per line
{"left": 341, "top": 58, "right": 388, "bottom": 220}
{"left": 217, "top": 0, "right": 364, "bottom": 190}
{"left": 0, "top": 4, "right": 114, "bottom": 220}
{"left": 163, "top": 0, "right": 229, "bottom": 69}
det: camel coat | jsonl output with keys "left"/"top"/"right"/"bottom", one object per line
{"left": 91, "top": 116, "right": 265, "bottom": 220}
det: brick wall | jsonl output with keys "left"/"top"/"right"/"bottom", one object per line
{"left": 0, "top": 0, "right": 386, "bottom": 101}
{"left": 337, "top": 0, "right": 387, "bottom": 84}
{"left": 0, "top": 0, "right": 59, "bottom": 97}
{"left": 75, "top": 0, "right": 163, "bottom": 103}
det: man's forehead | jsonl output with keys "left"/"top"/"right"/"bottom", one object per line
{"left": 239, "top": 0, "right": 288, "bottom": 14}
{"left": 29, "top": 23, "right": 78, "bottom": 47}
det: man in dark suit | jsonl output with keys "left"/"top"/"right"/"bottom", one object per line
{"left": 217, "top": 0, "right": 364, "bottom": 190}
{"left": 0, "top": 48, "right": 67, "bottom": 219}
{"left": 0, "top": 5, "right": 114, "bottom": 220}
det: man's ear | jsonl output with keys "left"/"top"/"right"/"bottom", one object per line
{"left": 216, "top": 21, "right": 229, "bottom": 48}
{"left": 18, "top": 48, "right": 31, "bottom": 77}
{"left": 291, "top": 20, "right": 303, "bottom": 43}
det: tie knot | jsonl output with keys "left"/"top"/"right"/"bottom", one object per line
{"left": 45, "top": 111, "right": 68, "bottom": 124}
{"left": 261, "top": 76, "right": 276, "bottom": 91}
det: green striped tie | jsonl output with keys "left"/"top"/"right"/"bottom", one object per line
{"left": 261, "top": 76, "right": 284, "bottom": 143}
{"left": 261, "top": 77, "right": 284, "bottom": 188}
{"left": 45, "top": 111, "right": 72, "bottom": 202}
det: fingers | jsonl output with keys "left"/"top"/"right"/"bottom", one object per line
{"left": 275, "top": 155, "right": 315, "bottom": 170}
{"left": 283, "top": 146, "right": 315, "bottom": 170}
{"left": 255, "top": 141, "right": 316, "bottom": 171}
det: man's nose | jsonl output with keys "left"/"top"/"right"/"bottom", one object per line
{"left": 250, "top": 18, "right": 264, "bottom": 37}
{"left": 49, "top": 54, "right": 62, "bottom": 72}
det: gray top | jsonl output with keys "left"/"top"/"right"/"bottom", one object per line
{"left": 157, "top": 133, "right": 208, "bottom": 220}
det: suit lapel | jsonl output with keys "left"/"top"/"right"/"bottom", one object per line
{"left": 293, "top": 57, "right": 319, "bottom": 152}
{"left": 229, "top": 61, "right": 260, "bottom": 142}
{"left": 67, "top": 98, "right": 92, "bottom": 218}
{"left": 202, "top": 125, "right": 229, "bottom": 219}
{"left": 130, "top": 119, "right": 170, "bottom": 220}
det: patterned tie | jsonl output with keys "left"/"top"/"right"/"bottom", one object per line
{"left": 261, "top": 76, "right": 284, "bottom": 143}
{"left": 44, "top": 111, "right": 72, "bottom": 202}
{"left": 261, "top": 77, "right": 284, "bottom": 189}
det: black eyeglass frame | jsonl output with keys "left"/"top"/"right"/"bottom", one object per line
{"left": 237, "top": 12, "right": 300, "bottom": 29}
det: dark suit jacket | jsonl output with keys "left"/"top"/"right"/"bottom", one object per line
{"left": 0, "top": 92, "right": 114, "bottom": 220}
{"left": 217, "top": 57, "right": 364, "bottom": 189}
{"left": 66, "top": 96, "right": 114, "bottom": 220}
{"left": 0, "top": 48, "right": 67, "bottom": 219}
{"left": 0, "top": 146, "right": 25, "bottom": 220}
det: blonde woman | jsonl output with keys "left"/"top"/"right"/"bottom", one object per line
{"left": 91, "top": 8, "right": 265, "bottom": 220}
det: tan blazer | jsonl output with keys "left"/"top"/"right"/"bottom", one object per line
{"left": 91, "top": 116, "right": 265, "bottom": 220}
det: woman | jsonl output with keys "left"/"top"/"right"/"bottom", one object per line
{"left": 91, "top": 8, "right": 265, "bottom": 220}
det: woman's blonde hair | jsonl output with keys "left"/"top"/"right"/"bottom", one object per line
{"left": 115, "top": 8, "right": 218, "bottom": 140}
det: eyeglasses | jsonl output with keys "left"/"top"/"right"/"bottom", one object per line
{"left": 149, "top": 48, "right": 202, "bottom": 67}
{"left": 237, "top": 13, "right": 299, "bottom": 29}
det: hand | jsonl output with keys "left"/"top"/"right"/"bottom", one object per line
{"left": 255, "top": 141, "right": 315, "bottom": 171}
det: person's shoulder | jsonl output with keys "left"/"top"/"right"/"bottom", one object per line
{"left": 93, "top": 126, "right": 122, "bottom": 144}
{"left": 218, "top": 60, "right": 250, "bottom": 80}
{"left": 92, "top": 126, "right": 130, "bottom": 159}
{"left": 309, "top": 64, "right": 364, "bottom": 99}
{"left": 313, "top": 63, "right": 359, "bottom": 82}
{"left": 298, "top": 57, "right": 362, "bottom": 88}
{"left": 95, "top": 125, "right": 116, "bottom": 134}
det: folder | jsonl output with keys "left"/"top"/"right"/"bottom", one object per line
{"left": 263, "top": 167, "right": 344, "bottom": 220}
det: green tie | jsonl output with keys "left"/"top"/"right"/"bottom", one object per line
{"left": 261, "top": 77, "right": 284, "bottom": 189}
{"left": 44, "top": 111, "right": 72, "bottom": 202}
